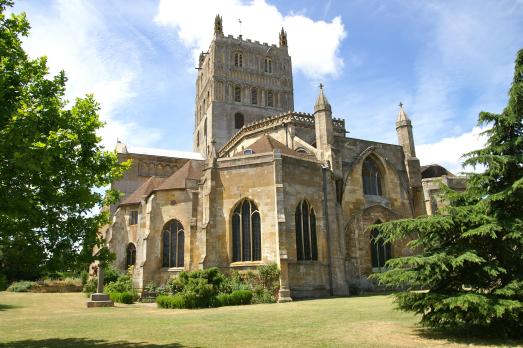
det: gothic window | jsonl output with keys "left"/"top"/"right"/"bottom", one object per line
{"left": 129, "top": 210, "right": 138, "bottom": 225}
{"left": 251, "top": 88, "right": 257, "bottom": 104}
{"left": 362, "top": 157, "right": 383, "bottom": 196}
{"left": 295, "top": 200, "right": 318, "bottom": 261}
{"left": 370, "top": 223, "right": 391, "bottom": 272}
{"left": 232, "top": 199, "right": 261, "bottom": 262}
{"left": 264, "top": 58, "right": 272, "bottom": 73}
{"left": 126, "top": 243, "right": 136, "bottom": 268}
{"left": 162, "top": 220, "right": 185, "bottom": 268}
{"left": 235, "top": 113, "right": 244, "bottom": 129}
{"left": 234, "top": 52, "right": 243, "bottom": 67}
{"left": 267, "top": 90, "right": 273, "bottom": 107}
{"left": 196, "top": 131, "right": 200, "bottom": 146}
{"left": 234, "top": 86, "right": 241, "bottom": 102}
{"left": 335, "top": 179, "right": 343, "bottom": 204}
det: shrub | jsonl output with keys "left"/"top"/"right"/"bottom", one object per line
{"left": 257, "top": 263, "right": 280, "bottom": 290}
{"left": 80, "top": 271, "right": 89, "bottom": 286}
{"left": 104, "top": 274, "right": 133, "bottom": 294}
{"left": 156, "top": 294, "right": 186, "bottom": 309}
{"left": 83, "top": 278, "right": 97, "bottom": 296}
{"left": 216, "top": 290, "right": 253, "bottom": 306}
{"left": 7, "top": 281, "right": 36, "bottom": 292}
{"left": 103, "top": 265, "right": 122, "bottom": 284}
{"left": 0, "top": 274, "right": 7, "bottom": 291}
{"left": 252, "top": 288, "right": 276, "bottom": 304}
{"left": 230, "top": 290, "right": 253, "bottom": 305}
{"left": 109, "top": 291, "right": 135, "bottom": 304}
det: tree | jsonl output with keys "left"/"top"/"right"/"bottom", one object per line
{"left": 0, "top": 0, "right": 128, "bottom": 280}
{"left": 372, "top": 49, "right": 523, "bottom": 338}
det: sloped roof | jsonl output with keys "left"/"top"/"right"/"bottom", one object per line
{"left": 154, "top": 160, "right": 204, "bottom": 191}
{"left": 120, "top": 176, "right": 164, "bottom": 206}
{"left": 238, "top": 134, "right": 307, "bottom": 157}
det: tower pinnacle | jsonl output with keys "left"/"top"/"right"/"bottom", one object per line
{"left": 214, "top": 14, "right": 223, "bottom": 36}
{"left": 397, "top": 102, "right": 411, "bottom": 123}
{"left": 279, "top": 27, "right": 288, "bottom": 47}
{"left": 314, "top": 83, "right": 331, "bottom": 113}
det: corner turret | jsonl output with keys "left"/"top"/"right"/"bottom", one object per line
{"left": 395, "top": 102, "right": 425, "bottom": 216}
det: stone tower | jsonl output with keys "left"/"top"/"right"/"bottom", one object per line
{"left": 396, "top": 103, "right": 425, "bottom": 216}
{"left": 193, "top": 15, "right": 294, "bottom": 154}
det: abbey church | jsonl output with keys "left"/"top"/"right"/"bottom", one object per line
{"left": 104, "top": 15, "right": 464, "bottom": 300}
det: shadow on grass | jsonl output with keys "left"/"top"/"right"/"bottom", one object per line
{"left": 0, "top": 338, "right": 194, "bottom": 348}
{"left": 415, "top": 327, "right": 523, "bottom": 347}
{"left": 0, "top": 304, "right": 19, "bottom": 311}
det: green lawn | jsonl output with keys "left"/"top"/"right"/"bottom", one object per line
{"left": 0, "top": 292, "right": 519, "bottom": 348}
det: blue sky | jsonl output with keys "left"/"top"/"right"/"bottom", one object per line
{"left": 12, "top": 0, "right": 523, "bottom": 173}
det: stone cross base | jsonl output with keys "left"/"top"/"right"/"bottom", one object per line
{"left": 86, "top": 293, "right": 114, "bottom": 308}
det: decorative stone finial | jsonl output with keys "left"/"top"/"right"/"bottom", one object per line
{"left": 397, "top": 102, "right": 410, "bottom": 123}
{"left": 314, "top": 83, "right": 331, "bottom": 113}
{"left": 214, "top": 14, "right": 223, "bottom": 36}
{"left": 279, "top": 27, "right": 288, "bottom": 48}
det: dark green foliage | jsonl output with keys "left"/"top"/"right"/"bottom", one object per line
{"left": 0, "top": 0, "right": 128, "bottom": 281}
{"left": 83, "top": 278, "right": 97, "bottom": 296}
{"left": 371, "top": 49, "right": 523, "bottom": 338}
{"left": 0, "top": 273, "right": 7, "bottom": 291}
{"left": 103, "top": 265, "right": 122, "bottom": 285}
{"left": 108, "top": 291, "right": 135, "bottom": 304}
{"left": 163, "top": 268, "right": 225, "bottom": 308}
{"left": 104, "top": 274, "right": 132, "bottom": 294}
{"left": 6, "top": 281, "right": 36, "bottom": 292}
{"left": 156, "top": 294, "right": 186, "bottom": 309}
{"left": 216, "top": 290, "right": 253, "bottom": 306}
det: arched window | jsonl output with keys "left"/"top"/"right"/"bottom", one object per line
{"left": 234, "top": 52, "right": 243, "bottom": 67}
{"left": 251, "top": 88, "right": 257, "bottom": 104}
{"left": 362, "top": 157, "right": 383, "bottom": 196}
{"left": 235, "top": 112, "right": 244, "bottom": 129}
{"left": 232, "top": 199, "right": 261, "bottom": 262}
{"left": 234, "top": 86, "right": 241, "bottom": 102}
{"left": 295, "top": 200, "right": 318, "bottom": 261}
{"left": 126, "top": 243, "right": 136, "bottom": 268}
{"left": 370, "top": 223, "right": 391, "bottom": 272}
{"left": 267, "top": 90, "right": 273, "bottom": 107}
{"left": 162, "top": 220, "right": 185, "bottom": 268}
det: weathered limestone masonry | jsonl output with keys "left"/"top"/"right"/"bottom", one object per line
{"left": 103, "top": 15, "right": 463, "bottom": 300}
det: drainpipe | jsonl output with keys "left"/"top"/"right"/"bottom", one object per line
{"left": 322, "top": 163, "right": 334, "bottom": 296}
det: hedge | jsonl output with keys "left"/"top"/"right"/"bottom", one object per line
{"left": 108, "top": 291, "right": 135, "bottom": 304}
{"left": 157, "top": 290, "right": 253, "bottom": 309}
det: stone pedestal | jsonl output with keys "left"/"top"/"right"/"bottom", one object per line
{"left": 86, "top": 265, "right": 114, "bottom": 308}
{"left": 86, "top": 293, "right": 114, "bottom": 308}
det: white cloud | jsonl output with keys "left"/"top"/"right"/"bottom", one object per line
{"left": 417, "top": 126, "right": 487, "bottom": 175}
{"left": 407, "top": 1, "right": 521, "bottom": 142}
{"left": 18, "top": 0, "right": 163, "bottom": 149}
{"left": 154, "top": 0, "right": 346, "bottom": 79}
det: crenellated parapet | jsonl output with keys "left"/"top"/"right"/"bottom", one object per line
{"left": 218, "top": 111, "right": 347, "bottom": 156}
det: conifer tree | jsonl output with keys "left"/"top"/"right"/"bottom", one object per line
{"left": 372, "top": 49, "right": 523, "bottom": 337}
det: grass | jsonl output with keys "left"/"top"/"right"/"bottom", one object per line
{"left": 0, "top": 292, "right": 520, "bottom": 348}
